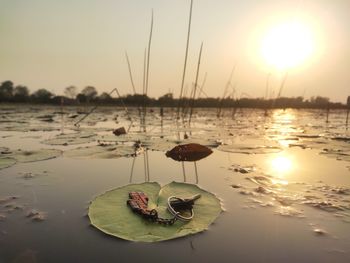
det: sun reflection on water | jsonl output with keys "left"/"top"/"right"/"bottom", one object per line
{"left": 271, "top": 156, "right": 292, "bottom": 174}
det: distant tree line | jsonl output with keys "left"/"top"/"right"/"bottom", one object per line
{"left": 0, "top": 80, "right": 349, "bottom": 109}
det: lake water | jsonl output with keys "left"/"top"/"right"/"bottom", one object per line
{"left": 0, "top": 105, "right": 349, "bottom": 262}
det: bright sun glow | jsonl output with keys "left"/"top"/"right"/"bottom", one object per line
{"left": 271, "top": 156, "right": 292, "bottom": 173}
{"left": 261, "top": 21, "right": 314, "bottom": 70}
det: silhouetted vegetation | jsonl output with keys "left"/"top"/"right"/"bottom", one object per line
{"left": 0, "top": 80, "right": 348, "bottom": 109}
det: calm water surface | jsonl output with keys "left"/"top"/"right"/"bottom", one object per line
{"left": 0, "top": 106, "right": 349, "bottom": 262}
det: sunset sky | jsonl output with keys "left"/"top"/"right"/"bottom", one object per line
{"left": 1, "top": 0, "right": 349, "bottom": 102}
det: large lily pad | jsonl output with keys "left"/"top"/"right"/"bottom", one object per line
{"left": 0, "top": 158, "right": 17, "bottom": 170}
{"left": 88, "top": 182, "right": 222, "bottom": 242}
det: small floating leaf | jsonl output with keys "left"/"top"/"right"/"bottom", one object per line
{"left": 88, "top": 182, "right": 222, "bottom": 242}
{"left": 166, "top": 143, "right": 213, "bottom": 162}
{"left": 0, "top": 158, "right": 16, "bottom": 170}
{"left": 26, "top": 209, "right": 48, "bottom": 221}
{"left": 3, "top": 149, "right": 62, "bottom": 163}
{"left": 113, "top": 127, "right": 127, "bottom": 136}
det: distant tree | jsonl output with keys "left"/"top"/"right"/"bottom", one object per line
{"left": 13, "top": 85, "right": 29, "bottom": 102}
{"left": 64, "top": 86, "right": 78, "bottom": 99}
{"left": 80, "top": 86, "right": 97, "bottom": 102}
{"left": 0, "top": 81, "right": 14, "bottom": 101}
{"left": 312, "top": 96, "right": 330, "bottom": 106}
{"left": 158, "top": 93, "right": 174, "bottom": 106}
{"left": 31, "top": 89, "right": 54, "bottom": 103}
{"left": 76, "top": 93, "right": 87, "bottom": 103}
{"left": 347, "top": 96, "right": 350, "bottom": 107}
{"left": 98, "top": 92, "right": 112, "bottom": 102}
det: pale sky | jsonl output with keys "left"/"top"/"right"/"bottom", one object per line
{"left": 0, "top": 0, "right": 349, "bottom": 102}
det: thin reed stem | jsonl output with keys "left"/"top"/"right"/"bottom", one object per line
{"left": 188, "top": 42, "right": 203, "bottom": 125}
{"left": 177, "top": 0, "right": 193, "bottom": 119}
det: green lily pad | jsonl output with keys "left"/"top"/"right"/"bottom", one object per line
{"left": 0, "top": 158, "right": 17, "bottom": 170}
{"left": 64, "top": 144, "right": 139, "bottom": 159}
{"left": 42, "top": 132, "right": 96, "bottom": 145}
{"left": 2, "top": 149, "right": 62, "bottom": 163}
{"left": 88, "top": 182, "right": 222, "bottom": 242}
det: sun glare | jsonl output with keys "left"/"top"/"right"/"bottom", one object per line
{"left": 271, "top": 156, "right": 292, "bottom": 174}
{"left": 261, "top": 21, "right": 314, "bottom": 70}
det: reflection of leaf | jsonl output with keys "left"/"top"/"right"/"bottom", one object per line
{"left": 0, "top": 158, "right": 16, "bottom": 170}
{"left": 88, "top": 182, "right": 222, "bottom": 242}
{"left": 166, "top": 143, "right": 213, "bottom": 162}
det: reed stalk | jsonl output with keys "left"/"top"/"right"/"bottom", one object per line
{"left": 125, "top": 51, "right": 137, "bottom": 94}
{"left": 177, "top": 0, "right": 194, "bottom": 120}
{"left": 217, "top": 65, "right": 235, "bottom": 118}
{"left": 188, "top": 42, "right": 203, "bottom": 126}
{"left": 142, "top": 10, "right": 154, "bottom": 132}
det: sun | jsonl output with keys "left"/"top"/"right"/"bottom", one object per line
{"left": 261, "top": 21, "right": 314, "bottom": 70}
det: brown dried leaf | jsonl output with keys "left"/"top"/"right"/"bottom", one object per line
{"left": 165, "top": 143, "right": 213, "bottom": 162}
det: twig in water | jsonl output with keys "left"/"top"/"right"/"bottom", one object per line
{"left": 194, "top": 161, "right": 198, "bottom": 184}
{"left": 129, "top": 155, "right": 136, "bottom": 183}
{"left": 74, "top": 87, "right": 131, "bottom": 128}
{"left": 145, "top": 150, "right": 150, "bottom": 182}
{"left": 143, "top": 151, "right": 147, "bottom": 182}
{"left": 182, "top": 162, "right": 186, "bottom": 182}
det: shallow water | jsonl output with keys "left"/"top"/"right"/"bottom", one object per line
{"left": 0, "top": 105, "right": 349, "bottom": 262}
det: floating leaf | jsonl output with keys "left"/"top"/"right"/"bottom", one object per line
{"left": 97, "top": 133, "right": 147, "bottom": 143}
{"left": 141, "top": 138, "right": 178, "bottom": 152}
{"left": 0, "top": 213, "right": 6, "bottom": 221}
{"left": 26, "top": 209, "right": 47, "bottom": 221}
{"left": 218, "top": 144, "right": 282, "bottom": 154}
{"left": 42, "top": 132, "right": 96, "bottom": 145}
{"left": 64, "top": 144, "right": 139, "bottom": 159}
{"left": 320, "top": 149, "right": 350, "bottom": 162}
{"left": 0, "top": 147, "right": 9, "bottom": 153}
{"left": 113, "top": 127, "right": 127, "bottom": 136}
{"left": 3, "top": 149, "right": 62, "bottom": 163}
{"left": 179, "top": 138, "right": 221, "bottom": 148}
{"left": 166, "top": 143, "right": 213, "bottom": 162}
{"left": 0, "top": 158, "right": 16, "bottom": 170}
{"left": 0, "top": 196, "right": 19, "bottom": 204}
{"left": 88, "top": 182, "right": 222, "bottom": 242}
